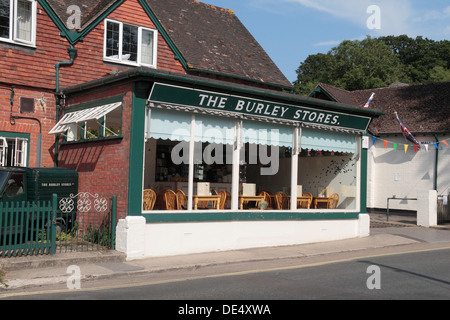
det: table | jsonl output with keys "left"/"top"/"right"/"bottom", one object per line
{"left": 313, "top": 197, "right": 331, "bottom": 209}
{"left": 239, "top": 195, "right": 265, "bottom": 210}
{"left": 193, "top": 195, "right": 221, "bottom": 210}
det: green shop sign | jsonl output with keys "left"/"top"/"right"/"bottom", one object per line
{"left": 149, "top": 83, "right": 371, "bottom": 131}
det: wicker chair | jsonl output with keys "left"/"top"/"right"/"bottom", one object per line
{"left": 218, "top": 190, "right": 231, "bottom": 209}
{"left": 164, "top": 190, "right": 177, "bottom": 210}
{"left": 299, "top": 192, "right": 312, "bottom": 209}
{"left": 258, "top": 191, "right": 273, "bottom": 209}
{"left": 143, "top": 189, "right": 156, "bottom": 211}
{"left": 329, "top": 193, "right": 339, "bottom": 209}
{"left": 275, "top": 191, "right": 289, "bottom": 210}
{"left": 176, "top": 189, "right": 187, "bottom": 210}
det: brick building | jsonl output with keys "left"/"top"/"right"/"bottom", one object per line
{"left": 1, "top": 0, "right": 381, "bottom": 258}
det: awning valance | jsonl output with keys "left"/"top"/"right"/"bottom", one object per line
{"left": 302, "top": 128, "right": 356, "bottom": 153}
{"left": 49, "top": 102, "right": 122, "bottom": 135}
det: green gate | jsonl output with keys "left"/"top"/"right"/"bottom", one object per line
{"left": 56, "top": 193, "right": 117, "bottom": 253}
{"left": 0, "top": 195, "right": 57, "bottom": 257}
{"left": 0, "top": 193, "right": 117, "bottom": 257}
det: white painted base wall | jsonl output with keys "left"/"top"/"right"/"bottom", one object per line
{"left": 116, "top": 214, "right": 371, "bottom": 260}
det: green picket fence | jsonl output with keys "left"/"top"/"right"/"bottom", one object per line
{"left": 0, "top": 194, "right": 117, "bottom": 257}
{"left": 0, "top": 195, "right": 57, "bottom": 258}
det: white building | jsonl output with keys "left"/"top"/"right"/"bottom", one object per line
{"left": 311, "top": 81, "right": 450, "bottom": 213}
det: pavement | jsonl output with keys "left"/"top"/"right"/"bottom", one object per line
{"left": 1, "top": 212, "right": 450, "bottom": 292}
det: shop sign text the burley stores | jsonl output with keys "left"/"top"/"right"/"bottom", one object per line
{"left": 149, "top": 83, "right": 371, "bottom": 132}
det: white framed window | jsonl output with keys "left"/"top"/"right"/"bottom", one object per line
{"left": 103, "top": 19, "right": 157, "bottom": 68}
{"left": 0, "top": 0, "right": 36, "bottom": 46}
{"left": 49, "top": 102, "right": 123, "bottom": 142}
{"left": 0, "top": 137, "right": 28, "bottom": 167}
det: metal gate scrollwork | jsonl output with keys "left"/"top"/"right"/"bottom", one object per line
{"left": 59, "top": 192, "right": 109, "bottom": 214}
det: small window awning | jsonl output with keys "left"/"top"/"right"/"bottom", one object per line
{"left": 49, "top": 102, "right": 122, "bottom": 135}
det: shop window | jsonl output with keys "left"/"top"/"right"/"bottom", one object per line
{"left": 143, "top": 107, "right": 360, "bottom": 213}
{"left": 0, "top": 0, "right": 36, "bottom": 46}
{"left": 104, "top": 19, "right": 157, "bottom": 68}
{"left": 0, "top": 136, "right": 28, "bottom": 167}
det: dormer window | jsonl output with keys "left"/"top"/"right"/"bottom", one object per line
{"left": 0, "top": 0, "right": 37, "bottom": 46}
{"left": 104, "top": 19, "right": 157, "bottom": 68}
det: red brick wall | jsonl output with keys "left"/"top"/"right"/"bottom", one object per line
{"left": 57, "top": 83, "right": 134, "bottom": 219}
{"left": 0, "top": 84, "right": 57, "bottom": 167}
{"left": 0, "top": 0, "right": 186, "bottom": 90}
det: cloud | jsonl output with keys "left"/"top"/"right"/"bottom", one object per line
{"left": 312, "top": 40, "right": 342, "bottom": 47}
{"left": 285, "top": 0, "right": 415, "bottom": 36}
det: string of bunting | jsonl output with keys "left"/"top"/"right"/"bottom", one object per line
{"left": 371, "top": 135, "right": 449, "bottom": 153}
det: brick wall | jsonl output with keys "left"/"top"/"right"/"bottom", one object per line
{"left": 0, "top": 84, "right": 57, "bottom": 167}
{"left": 0, "top": 0, "right": 186, "bottom": 90}
{"left": 57, "top": 83, "right": 134, "bottom": 219}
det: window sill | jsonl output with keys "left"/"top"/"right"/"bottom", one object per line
{"left": 103, "top": 57, "right": 156, "bottom": 69}
{"left": 60, "top": 135, "right": 123, "bottom": 145}
{"left": 0, "top": 39, "right": 36, "bottom": 50}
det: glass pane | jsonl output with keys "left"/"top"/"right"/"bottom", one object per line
{"left": 141, "top": 29, "right": 154, "bottom": 65}
{"left": 104, "top": 106, "right": 122, "bottom": 136}
{"left": 16, "top": 0, "right": 32, "bottom": 42}
{"left": 0, "top": 0, "right": 11, "bottom": 39}
{"left": 122, "top": 24, "right": 138, "bottom": 62}
{"left": 106, "top": 21, "right": 120, "bottom": 58}
{"left": 85, "top": 119, "right": 100, "bottom": 139}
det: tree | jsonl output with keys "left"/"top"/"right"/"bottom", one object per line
{"left": 380, "top": 35, "right": 450, "bottom": 83}
{"left": 293, "top": 35, "right": 450, "bottom": 95}
{"left": 293, "top": 36, "right": 408, "bottom": 94}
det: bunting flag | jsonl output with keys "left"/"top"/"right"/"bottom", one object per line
{"left": 395, "top": 112, "right": 420, "bottom": 148}
{"left": 443, "top": 141, "right": 449, "bottom": 146}
{"left": 404, "top": 145, "right": 408, "bottom": 153}
{"left": 363, "top": 93, "right": 375, "bottom": 108}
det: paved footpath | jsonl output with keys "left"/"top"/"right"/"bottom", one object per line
{"left": 1, "top": 213, "right": 450, "bottom": 291}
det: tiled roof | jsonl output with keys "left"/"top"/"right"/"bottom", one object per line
{"left": 44, "top": 0, "right": 292, "bottom": 89}
{"left": 46, "top": 0, "right": 116, "bottom": 29}
{"left": 145, "top": 0, "right": 291, "bottom": 88}
{"left": 312, "top": 82, "right": 450, "bottom": 135}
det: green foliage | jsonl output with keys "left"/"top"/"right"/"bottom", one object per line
{"left": 293, "top": 35, "right": 450, "bottom": 95}
{"left": 83, "top": 224, "right": 112, "bottom": 247}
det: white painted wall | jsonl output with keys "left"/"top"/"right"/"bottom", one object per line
{"left": 116, "top": 215, "right": 370, "bottom": 260}
{"left": 367, "top": 135, "right": 450, "bottom": 211}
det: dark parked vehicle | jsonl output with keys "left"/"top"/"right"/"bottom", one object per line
{"left": 0, "top": 167, "right": 78, "bottom": 236}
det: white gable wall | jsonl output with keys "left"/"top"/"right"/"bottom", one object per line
{"left": 368, "top": 135, "right": 450, "bottom": 211}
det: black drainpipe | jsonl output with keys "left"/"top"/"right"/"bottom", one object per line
{"left": 54, "top": 45, "right": 77, "bottom": 167}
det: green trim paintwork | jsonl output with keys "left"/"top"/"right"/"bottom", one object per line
{"left": 0, "top": 131, "right": 31, "bottom": 167}
{"left": 149, "top": 83, "right": 372, "bottom": 131}
{"left": 360, "top": 135, "right": 368, "bottom": 213}
{"left": 143, "top": 211, "right": 360, "bottom": 223}
{"left": 38, "top": 0, "right": 125, "bottom": 45}
{"left": 65, "top": 94, "right": 125, "bottom": 112}
{"left": 127, "top": 82, "right": 149, "bottom": 216}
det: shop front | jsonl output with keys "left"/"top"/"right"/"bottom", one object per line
{"left": 56, "top": 70, "right": 380, "bottom": 259}
{"left": 141, "top": 82, "right": 369, "bottom": 219}
{"left": 117, "top": 72, "right": 380, "bottom": 259}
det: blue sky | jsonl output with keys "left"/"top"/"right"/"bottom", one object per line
{"left": 203, "top": 0, "right": 450, "bottom": 83}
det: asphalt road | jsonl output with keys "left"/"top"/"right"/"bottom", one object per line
{"left": 3, "top": 246, "right": 450, "bottom": 303}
